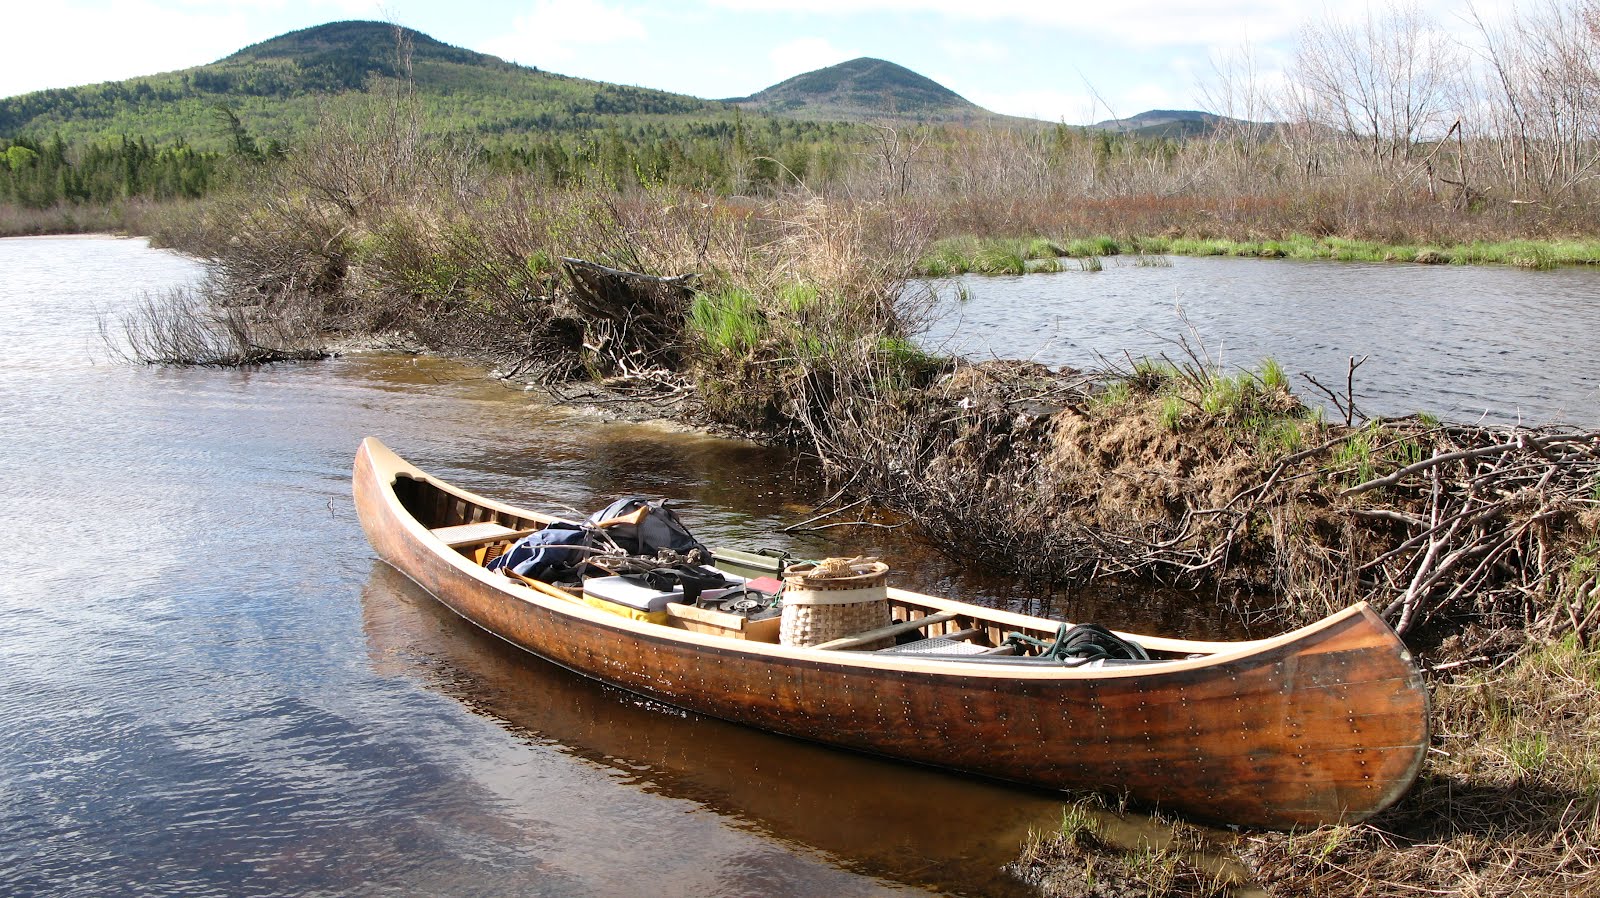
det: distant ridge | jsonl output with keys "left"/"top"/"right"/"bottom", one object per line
{"left": 730, "top": 57, "right": 1008, "bottom": 123}
{"left": 1091, "top": 109, "right": 1245, "bottom": 138}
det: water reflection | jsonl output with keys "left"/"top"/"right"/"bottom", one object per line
{"left": 360, "top": 563, "right": 1060, "bottom": 897}
{"left": 921, "top": 256, "right": 1600, "bottom": 426}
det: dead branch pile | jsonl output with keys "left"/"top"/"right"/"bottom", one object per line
{"left": 561, "top": 256, "right": 697, "bottom": 389}
{"left": 1340, "top": 426, "right": 1600, "bottom": 639}
{"left": 794, "top": 357, "right": 1600, "bottom": 646}
{"left": 111, "top": 284, "right": 331, "bottom": 367}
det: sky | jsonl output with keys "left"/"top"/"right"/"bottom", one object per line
{"left": 0, "top": 0, "right": 1513, "bottom": 124}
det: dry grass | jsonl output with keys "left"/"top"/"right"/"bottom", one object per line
{"left": 135, "top": 84, "right": 933, "bottom": 389}
{"left": 0, "top": 202, "right": 127, "bottom": 237}
{"left": 1007, "top": 797, "right": 1239, "bottom": 898}
{"left": 1241, "top": 637, "right": 1600, "bottom": 896}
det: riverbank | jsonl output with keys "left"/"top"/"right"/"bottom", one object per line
{"left": 0, "top": 202, "right": 126, "bottom": 237}
{"left": 918, "top": 233, "right": 1600, "bottom": 275}
{"left": 1004, "top": 632, "right": 1600, "bottom": 896}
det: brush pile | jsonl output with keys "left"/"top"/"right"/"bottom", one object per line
{"left": 793, "top": 353, "right": 1600, "bottom": 649}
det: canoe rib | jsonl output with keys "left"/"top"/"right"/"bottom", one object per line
{"left": 353, "top": 437, "right": 1428, "bottom": 829}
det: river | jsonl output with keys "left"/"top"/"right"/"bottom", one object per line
{"left": 922, "top": 255, "right": 1600, "bottom": 427}
{"left": 1, "top": 236, "right": 1122, "bottom": 898}
{"left": 4, "top": 237, "right": 1588, "bottom": 897}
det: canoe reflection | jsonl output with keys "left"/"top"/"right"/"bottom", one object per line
{"left": 360, "top": 562, "right": 1063, "bottom": 897}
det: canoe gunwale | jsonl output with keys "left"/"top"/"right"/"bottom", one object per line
{"left": 357, "top": 439, "right": 1388, "bottom": 680}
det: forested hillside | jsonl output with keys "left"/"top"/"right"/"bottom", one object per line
{"left": 0, "top": 21, "right": 733, "bottom": 149}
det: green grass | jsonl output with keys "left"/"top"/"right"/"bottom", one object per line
{"left": 1092, "top": 380, "right": 1133, "bottom": 409}
{"left": 924, "top": 232, "right": 1600, "bottom": 276}
{"left": 777, "top": 281, "right": 820, "bottom": 313}
{"left": 1250, "top": 416, "right": 1305, "bottom": 458}
{"left": 1159, "top": 395, "right": 1186, "bottom": 431}
{"left": 1121, "top": 354, "right": 1309, "bottom": 445}
{"left": 918, "top": 242, "right": 974, "bottom": 276}
{"left": 1063, "top": 235, "right": 1119, "bottom": 257}
{"left": 874, "top": 335, "right": 942, "bottom": 385}
{"left": 1026, "top": 237, "right": 1066, "bottom": 259}
{"left": 1259, "top": 356, "right": 1288, "bottom": 390}
{"left": 1508, "top": 733, "right": 1552, "bottom": 774}
{"left": 689, "top": 287, "right": 765, "bottom": 353}
{"left": 1332, "top": 422, "right": 1383, "bottom": 486}
{"left": 973, "top": 243, "right": 1027, "bottom": 275}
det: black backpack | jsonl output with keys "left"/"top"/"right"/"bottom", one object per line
{"left": 588, "top": 496, "right": 708, "bottom": 558}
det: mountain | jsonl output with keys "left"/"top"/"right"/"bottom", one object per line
{"left": 0, "top": 21, "right": 726, "bottom": 147}
{"left": 1090, "top": 109, "right": 1243, "bottom": 138}
{"left": 1, "top": 21, "right": 1227, "bottom": 149}
{"left": 729, "top": 58, "right": 1006, "bottom": 123}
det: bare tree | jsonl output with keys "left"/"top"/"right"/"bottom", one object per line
{"left": 1469, "top": 0, "right": 1600, "bottom": 199}
{"left": 1290, "top": 2, "right": 1458, "bottom": 171}
{"left": 864, "top": 121, "right": 929, "bottom": 199}
{"left": 1196, "top": 40, "right": 1278, "bottom": 173}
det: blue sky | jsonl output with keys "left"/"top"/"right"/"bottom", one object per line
{"left": 0, "top": 0, "right": 1505, "bottom": 124}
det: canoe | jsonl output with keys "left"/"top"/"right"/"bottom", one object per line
{"left": 352, "top": 437, "right": 1428, "bottom": 829}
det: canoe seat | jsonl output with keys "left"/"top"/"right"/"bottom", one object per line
{"left": 430, "top": 521, "right": 533, "bottom": 549}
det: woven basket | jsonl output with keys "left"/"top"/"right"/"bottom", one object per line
{"left": 780, "top": 557, "right": 891, "bottom": 648}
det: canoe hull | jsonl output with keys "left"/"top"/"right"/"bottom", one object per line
{"left": 354, "top": 438, "right": 1428, "bottom": 829}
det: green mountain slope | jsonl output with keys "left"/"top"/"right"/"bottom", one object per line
{"left": 728, "top": 57, "right": 1006, "bottom": 123}
{"left": 0, "top": 21, "right": 729, "bottom": 148}
{"left": 0, "top": 20, "right": 1082, "bottom": 152}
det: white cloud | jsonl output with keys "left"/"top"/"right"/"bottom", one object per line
{"left": 767, "top": 37, "right": 855, "bottom": 81}
{"left": 704, "top": 0, "right": 1309, "bottom": 47}
{"left": 480, "top": 0, "right": 647, "bottom": 67}
{"left": 0, "top": 1, "right": 258, "bottom": 97}
{"left": 937, "top": 38, "right": 1008, "bottom": 64}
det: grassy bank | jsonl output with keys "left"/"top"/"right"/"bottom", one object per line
{"left": 917, "top": 233, "right": 1600, "bottom": 275}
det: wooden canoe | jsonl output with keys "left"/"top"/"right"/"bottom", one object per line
{"left": 353, "top": 437, "right": 1428, "bottom": 829}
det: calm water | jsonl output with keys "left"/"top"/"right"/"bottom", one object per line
{"left": 7, "top": 238, "right": 1588, "bottom": 897}
{"left": 922, "top": 256, "right": 1600, "bottom": 427}
{"left": 1, "top": 237, "right": 1113, "bottom": 898}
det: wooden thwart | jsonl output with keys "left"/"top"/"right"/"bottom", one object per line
{"left": 431, "top": 521, "right": 534, "bottom": 549}
{"left": 813, "top": 611, "right": 961, "bottom": 651}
